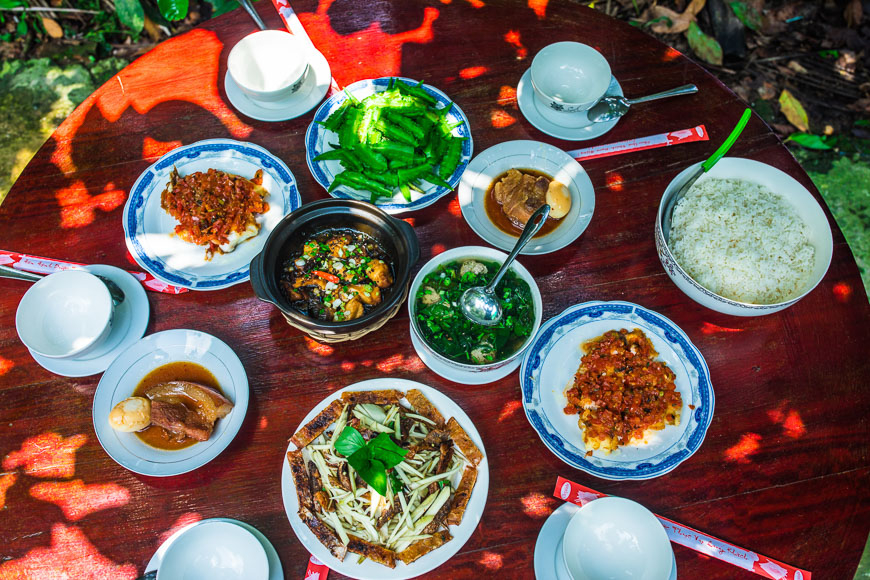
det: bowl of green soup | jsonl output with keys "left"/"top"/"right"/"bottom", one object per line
{"left": 409, "top": 246, "right": 542, "bottom": 376}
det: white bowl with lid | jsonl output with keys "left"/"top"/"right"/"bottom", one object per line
{"left": 16, "top": 269, "right": 114, "bottom": 359}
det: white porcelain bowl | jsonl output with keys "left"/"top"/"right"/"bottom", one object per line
{"left": 408, "top": 246, "right": 543, "bottom": 376}
{"left": 530, "top": 42, "right": 611, "bottom": 113}
{"left": 16, "top": 270, "right": 114, "bottom": 358}
{"left": 562, "top": 497, "right": 673, "bottom": 580}
{"left": 227, "top": 30, "right": 310, "bottom": 104}
{"left": 655, "top": 157, "right": 834, "bottom": 316}
{"left": 158, "top": 521, "right": 269, "bottom": 580}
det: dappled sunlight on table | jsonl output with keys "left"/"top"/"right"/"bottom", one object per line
{"left": 768, "top": 405, "right": 806, "bottom": 439}
{"left": 304, "top": 336, "right": 335, "bottom": 356}
{"left": 522, "top": 491, "right": 556, "bottom": 518}
{"left": 3, "top": 432, "right": 88, "bottom": 479}
{"left": 56, "top": 181, "right": 126, "bottom": 229}
{"left": 498, "top": 400, "right": 522, "bottom": 422}
{"left": 723, "top": 432, "right": 762, "bottom": 464}
{"left": 0, "top": 473, "right": 17, "bottom": 509}
{"left": 479, "top": 551, "right": 504, "bottom": 570}
{"left": 0, "top": 523, "right": 138, "bottom": 580}
{"left": 491, "top": 109, "right": 517, "bottom": 128}
{"left": 504, "top": 30, "right": 528, "bottom": 60}
{"left": 699, "top": 322, "right": 744, "bottom": 335}
{"left": 29, "top": 480, "right": 130, "bottom": 521}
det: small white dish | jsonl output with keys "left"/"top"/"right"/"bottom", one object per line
{"left": 145, "top": 518, "right": 283, "bottom": 580}
{"left": 535, "top": 503, "right": 677, "bottom": 580}
{"left": 458, "top": 140, "right": 595, "bottom": 255}
{"left": 93, "top": 329, "right": 249, "bottom": 476}
{"left": 306, "top": 77, "right": 473, "bottom": 214}
{"left": 158, "top": 520, "right": 269, "bottom": 580}
{"left": 224, "top": 47, "right": 331, "bottom": 122}
{"left": 530, "top": 42, "right": 612, "bottom": 113}
{"left": 124, "top": 139, "right": 301, "bottom": 290}
{"left": 409, "top": 323, "right": 520, "bottom": 385}
{"left": 281, "top": 378, "right": 489, "bottom": 580}
{"left": 16, "top": 269, "right": 113, "bottom": 359}
{"left": 563, "top": 497, "right": 673, "bottom": 580}
{"left": 521, "top": 301, "right": 714, "bottom": 480}
{"left": 518, "top": 69, "right": 623, "bottom": 141}
{"left": 29, "top": 265, "right": 149, "bottom": 377}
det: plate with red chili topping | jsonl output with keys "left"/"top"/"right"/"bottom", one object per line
{"left": 520, "top": 301, "right": 713, "bottom": 480}
{"left": 124, "top": 139, "right": 301, "bottom": 290}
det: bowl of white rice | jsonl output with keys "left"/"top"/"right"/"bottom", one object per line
{"left": 655, "top": 157, "right": 833, "bottom": 316}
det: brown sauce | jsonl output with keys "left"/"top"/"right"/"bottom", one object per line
{"left": 484, "top": 168, "right": 565, "bottom": 238}
{"left": 132, "top": 361, "right": 221, "bottom": 451}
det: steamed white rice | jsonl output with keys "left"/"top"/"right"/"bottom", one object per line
{"left": 670, "top": 177, "right": 815, "bottom": 304}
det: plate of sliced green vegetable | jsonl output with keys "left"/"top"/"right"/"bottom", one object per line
{"left": 306, "top": 77, "right": 473, "bottom": 214}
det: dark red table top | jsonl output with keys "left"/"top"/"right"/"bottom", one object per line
{"left": 1, "top": 1, "right": 868, "bottom": 579}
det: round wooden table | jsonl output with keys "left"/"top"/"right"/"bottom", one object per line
{"left": 1, "top": 1, "right": 868, "bottom": 578}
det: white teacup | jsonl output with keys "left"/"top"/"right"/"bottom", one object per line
{"left": 158, "top": 521, "right": 269, "bottom": 580}
{"left": 228, "top": 30, "right": 310, "bottom": 107}
{"left": 530, "top": 42, "right": 611, "bottom": 125}
{"left": 561, "top": 497, "right": 673, "bottom": 580}
{"left": 15, "top": 269, "right": 114, "bottom": 359}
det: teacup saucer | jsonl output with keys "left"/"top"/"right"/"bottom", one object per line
{"left": 144, "top": 518, "right": 283, "bottom": 580}
{"left": 535, "top": 503, "right": 677, "bottom": 580}
{"left": 224, "top": 47, "right": 331, "bottom": 122}
{"left": 29, "top": 265, "right": 149, "bottom": 377}
{"left": 409, "top": 323, "right": 520, "bottom": 385}
{"left": 518, "top": 68, "right": 623, "bottom": 141}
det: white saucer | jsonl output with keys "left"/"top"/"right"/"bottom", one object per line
{"left": 224, "top": 48, "right": 331, "bottom": 122}
{"left": 29, "top": 265, "right": 149, "bottom": 377}
{"left": 144, "top": 518, "right": 283, "bottom": 580}
{"left": 518, "top": 69, "right": 623, "bottom": 141}
{"left": 535, "top": 503, "right": 677, "bottom": 580}
{"left": 409, "top": 323, "right": 520, "bottom": 385}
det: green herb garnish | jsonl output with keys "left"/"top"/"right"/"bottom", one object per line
{"left": 335, "top": 426, "right": 407, "bottom": 496}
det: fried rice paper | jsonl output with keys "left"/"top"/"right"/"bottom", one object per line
{"left": 298, "top": 505, "right": 347, "bottom": 559}
{"left": 347, "top": 534, "right": 397, "bottom": 568}
{"left": 291, "top": 399, "right": 344, "bottom": 448}
{"left": 341, "top": 389, "right": 403, "bottom": 405}
{"left": 446, "top": 417, "right": 483, "bottom": 466}
{"left": 446, "top": 466, "right": 477, "bottom": 526}
{"left": 397, "top": 530, "right": 453, "bottom": 565}
{"left": 286, "top": 450, "right": 312, "bottom": 509}
{"left": 406, "top": 389, "right": 446, "bottom": 427}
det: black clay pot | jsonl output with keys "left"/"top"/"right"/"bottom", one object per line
{"left": 249, "top": 199, "right": 420, "bottom": 342}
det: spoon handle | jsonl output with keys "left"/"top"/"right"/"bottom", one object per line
{"left": 237, "top": 0, "right": 267, "bottom": 30}
{"left": 626, "top": 84, "right": 698, "bottom": 105}
{"left": 0, "top": 264, "right": 42, "bottom": 282}
{"left": 486, "top": 204, "right": 551, "bottom": 292}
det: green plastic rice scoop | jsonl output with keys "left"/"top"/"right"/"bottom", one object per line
{"left": 662, "top": 107, "right": 753, "bottom": 240}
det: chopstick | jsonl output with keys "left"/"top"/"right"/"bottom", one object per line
{"left": 0, "top": 249, "right": 187, "bottom": 294}
{"left": 553, "top": 477, "right": 811, "bottom": 580}
{"left": 566, "top": 125, "right": 709, "bottom": 161}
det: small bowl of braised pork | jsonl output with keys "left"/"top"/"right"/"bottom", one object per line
{"left": 250, "top": 199, "right": 420, "bottom": 342}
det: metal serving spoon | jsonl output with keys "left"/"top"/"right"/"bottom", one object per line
{"left": 237, "top": 0, "right": 267, "bottom": 30}
{"left": 0, "top": 264, "right": 126, "bottom": 305}
{"left": 460, "top": 204, "right": 550, "bottom": 326}
{"left": 661, "top": 107, "right": 752, "bottom": 241}
{"left": 587, "top": 84, "right": 699, "bottom": 123}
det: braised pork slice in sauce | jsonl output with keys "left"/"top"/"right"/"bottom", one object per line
{"left": 279, "top": 229, "right": 395, "bottom": 323}
{"left": 491, "top": 169, "right": 572, "bottom": 231}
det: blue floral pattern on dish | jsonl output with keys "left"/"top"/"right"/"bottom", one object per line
{"left": 124, "top": 139, "right": 300, "bottom": 290}
{"left": 520, "top": 301, "right": 714, "bottom": 480}
{"left": 305, "top": 77, "right": 473, "bottom": 214}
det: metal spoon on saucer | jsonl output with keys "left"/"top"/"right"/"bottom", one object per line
{"left": 460, "top": 204, "right": 550, "bottom": 326}
{"left": 587, "top": 84, "right": 698, "bottom": 123}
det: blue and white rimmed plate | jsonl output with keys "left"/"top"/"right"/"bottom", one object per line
{"left": 123, "top": 138, "right": 300, "bottom": 290}
{"left": 93, "top": 329, "right": 249, "bottom": 477}
{"left": 305, "top": 77, "right": 473, "bottom": 214}
{"left": 521, "top": 301, "right": 713, "bottom": 480}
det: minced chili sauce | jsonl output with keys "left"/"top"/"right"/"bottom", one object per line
{"left": 160, "top": 167, "right": 269, "bottom": 260}
{"left": 563, "top": 328, "right": 682, "bottom": 453}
